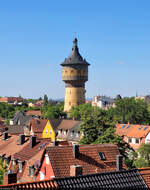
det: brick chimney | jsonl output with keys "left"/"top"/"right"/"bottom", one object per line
{"left": 73, "top": 144, "right": 79, "bottom": 158}
{"left": 3, "top": 172, "right": 17, "bottom": 185}
{"left": 19, "top": 134, "right": 25, "bottom": 145}
{"left": 30, "top": 136, "right": 36, "bottom": 148}
{"left": 70, "top": 165, "right": 82, "bottom": 176}
{"left": 53, "top": 141, "right": 59, "bottom": 146}
{"left": 116, "top": 155, "right": 123, "bottom": 171}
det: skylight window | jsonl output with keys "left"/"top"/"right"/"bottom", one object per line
{"left": 98, "top": 152, "right": 106, "bottom": 160}
{"left": 144, "top": 126, "right": 148, "bottom": 131}
{"left": 121, "top": 125, "right": 125, "bottom": 128}
{"left": 126, "top": 125, "right": 131, "bottom": 129}
{"left": 138, "top": 126, "right": 143, "bottom": 130}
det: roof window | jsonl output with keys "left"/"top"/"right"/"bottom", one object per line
{"left": 144, "top": 126, "right": 148, "bottom": 131}
{"left": 98, "top": 152, "right": 106, "bottom": 160}
{"left": 126, "top": 125, "right": 131, "bottom": 129}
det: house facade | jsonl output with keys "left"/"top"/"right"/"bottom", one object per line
{"left": 116, "top": 123, "right": 150, "bottom": 149}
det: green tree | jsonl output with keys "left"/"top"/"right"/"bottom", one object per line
{"left": 44, "top": 94, "right": 48, "bottom": 106}
{"left": 114, "top": 97, "right": 150, "bottom": 124}
{"left": 133, "top": 143, "right": 150, "bottom": 168}
{"left": 0, "top": 159, "right": 7, "bottom": 184}
{"left": 41, "top": 103, "right": 66, "bottom": 119}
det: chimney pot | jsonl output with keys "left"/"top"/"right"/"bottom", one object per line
{"left": 19, "top": 134, "right": 25, "bottom": 145}
{"left": 73, "top": 144, "right": 79, "bottom": 158}
{"left": 30, "top": 136, "right": 36, "bottom": 149}
{"left": 116, "top": 155, "right": 123, "bottom": 171}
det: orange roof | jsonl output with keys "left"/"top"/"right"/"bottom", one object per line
{"left": 116, "top": 123, "right": 150, "bottom": 138}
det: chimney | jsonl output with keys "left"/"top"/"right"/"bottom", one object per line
{"left": 70, "top": 165, "right": 82, "bottom": 176}
{"left": 3, "top": 132, "right": 8, "bottom": 140}
{"left": 18, "top": 161, "right": 24, "bottom": 173}
{"left": 19, "top": 134, "right": 25, "bottom": 145}
{"left": 116, "top": 155, "right": 123, "bottom": 171}
{"left": 73, "top": 144, "right": 79, "bottom": 158}
{"left": 3, "top": 172, "right": 17, "bottom": 185}
{"left": 53, "top": 141, "right": 59, "bottom": 146}
{"left": 30, "top": 136, "right": 36, "bottom": 148}
{"left": 28, "top": 166, "right": 35, "bottom": 177}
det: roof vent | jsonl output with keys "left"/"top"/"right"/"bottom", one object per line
{"left": 98, "top": 152, "right": 106, "bottom": 160}
{"left": 116, "top": 155, "right": 123, "bottom": 171}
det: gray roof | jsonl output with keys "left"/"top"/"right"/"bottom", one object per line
{"left": 55, "top": 169, "right": 148, "bottom": 189}
{"left": 6, "top": 125, "right": 24, "bottom": 134}
{"left": 11, "top": 111, "right": 39, "bottom": 126}
{"left": 61, "top": 38, "right": 90, "bottom": 66}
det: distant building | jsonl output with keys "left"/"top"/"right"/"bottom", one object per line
{"left": 0, "top": 97, "right": 24, "bottom": 105}
{"left": 61, "top": 38, "right": 90, "bottom": 113}
{"left": 116, "top": 123, "right": 150, "bottom": 150}
{"left": 135, "top": 95, "right": 150, "bottom": 105}
{"left": 92, "top": 95, "right": 121, "bottom": 109}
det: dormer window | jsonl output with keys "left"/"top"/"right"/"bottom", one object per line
{"left": 98, "top": 152, "right": 106, "bottom": 160}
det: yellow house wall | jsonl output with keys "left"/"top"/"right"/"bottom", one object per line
{"left": 42, "top": 120, "right": 56, "bottom": 141}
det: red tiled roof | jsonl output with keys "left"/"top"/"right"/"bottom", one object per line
{"left": 46, "top": 144, "right": 124, "bottom": 178}
{"left": 26, "top": 110, "right": 42, "bottom": 116}
{"left": 0, "top": 179, "right": 57, "bottom": 189}
{"left": 13, "top": 139, "right": 50, "bottom": 161}
{"left": 116, "top": 123, "right": 150, "bottom": 138}
{"left": 0, "top": 135, "right": 30, "bottom": 158}
{"left": 12, "top": 139, "right": 52, "bottom": 182}
{"left": 29, "top": 118, "right": 48, "bottom": 133}
{"left": 0, "top": 97, "right": 23, "bottom": 102}
{"left": 139, "top": 167, "right": 150, "bottom": 188}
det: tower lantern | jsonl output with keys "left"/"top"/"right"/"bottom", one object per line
{"left": 61, "top": 38, "right": 90, "bottom": 113}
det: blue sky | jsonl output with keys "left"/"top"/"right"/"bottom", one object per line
{"left": 0, "top": 0, "right": 150, "bottom": 99}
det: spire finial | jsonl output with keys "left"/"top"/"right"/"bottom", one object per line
{"left": 73, "top": 37, "right": 78, "bottom": 47}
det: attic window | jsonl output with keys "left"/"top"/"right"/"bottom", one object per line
{"left": 98, "top": 152, "right": 106, "bottom": 160}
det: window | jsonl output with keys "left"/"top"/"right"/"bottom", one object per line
{"left": 49, "top": 130, "right": 52, "bottom": 134}
{"left": 45, "top": 129, "right": 48, "bottom": 134}
{"left": 70, "top": 130, "right": 74, "bottom": 137}
{"left": 136, "top": 138, "right": 140, "bottom": 144}
{"left": 128, "top": 138, "right": 132, "bottom": 143}
{"left": 76, "top": 131, "right": 80, "bottom": 137}
{"left": 98, "top": 152, "right": 106, "bottom": 160}
{"left": 69, "top": 102, "right": 71, "bottom": 106}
